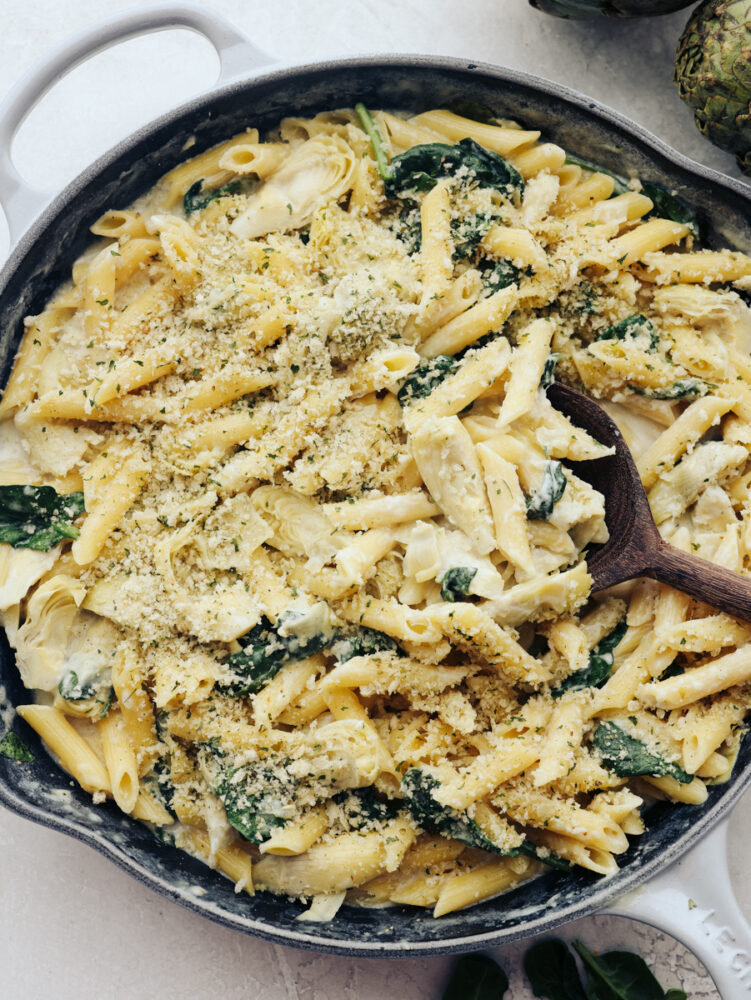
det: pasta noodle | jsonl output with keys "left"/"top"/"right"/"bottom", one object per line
{"left": 3, "top": 103, "right": 750, "bottom": 923}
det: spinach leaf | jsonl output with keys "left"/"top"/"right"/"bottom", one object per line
{"left": 331, "top": 626, "right": 400, "bottom": 662}
{"left": 641, "top": 182, "right": 700, "bottom": 241}
{"left": 540, "top": 353, "right": 562, "bottom": 389}
{"left": 355, "top": 102, "right": 392, "bottom": 182}
{"left": 524, "top": 939, "right": 587, "bottom": 1000}
{"left": 593, "top": 722, "right": 692, "bottom": 784}
{"left": 58, "top": 669, "right": 113, "bottom": 718}
{"left": 526, "top": 461, "right": 567, "bottom": 520}
{"left": 442, "top": 954, "right": 509, "bottom": 1000}
{"left": 386, "top": 139, "right": 524, "bottom": 200}
{"left": 397, "top": 355, "right": 460, "bottom": 405}
{"left": 552, "top": 619, "right": 627, "bottom": 697}
{"left": 594, "top": 314, "right": 658, "bottom": 351}
{"left": 0, "top": 484, "right": 85, "bottom": 551}
{"left": 440, "top": 567, "right": 477, "bottom": 602}
{"left": 219, "top": 613, "right": 335, "bottom": 697}
{"left": 452, "top": 212, "right": 496, "bottom": 259}
{"left": 573, "top": 940, "right": 686, "bottom": 1000}
{"left": 402, "top": 768, "right": 499, "bottom": 851}
{"left": 149, "top": 757, "right": 176, "bottom": 819}
{"left": 217, "top": 762, "right": 292, "bottom": 843}
{"left": 334, "top": 786, "right": 398, "bottom": 827}
{"left": 0, "top": 731, "right": 34, "bottom": 762}
{"left": 518, "top": 841, "right": 571, "bottom": 872}
{"left": 483, "top": 257, "right": 524, "bottom": 293}
{"left": 183, "top": 176, "right": 256, "bottom": 215}
{"left": 400, "top": 768, "right": 569, "bottom": 868}
{"left": 633, "top": 379, "right": 711, "bottom": 400}
{"left": 447, "top": 100, "right": 499, "bottom": 126}
{"left": 393, "top": 206, "right": 423, "bottom": 254}
{"left": 564, "top": 155, "right": 629, "bottom": 196}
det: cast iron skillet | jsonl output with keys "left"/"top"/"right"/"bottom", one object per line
{"left": 1, "top": 6, "right": 750, "bottom": 991}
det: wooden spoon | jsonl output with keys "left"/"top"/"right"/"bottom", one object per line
{"left": 548, "top": 381, "right": 751, "bottom": 623}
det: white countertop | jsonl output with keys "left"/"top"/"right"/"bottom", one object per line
{"left": 0, "top": 2, "right": 749, "bottom": 997}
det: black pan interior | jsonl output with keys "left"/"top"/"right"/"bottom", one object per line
{"left": 1, "top": 56, "right": 751, "bottom": 955}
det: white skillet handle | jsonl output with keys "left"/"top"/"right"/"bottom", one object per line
{"left": 0, "top": 3, "right": 273, "bottom": 246}
{"left": 604, "top": 812, "right": 751, "bottom": 996}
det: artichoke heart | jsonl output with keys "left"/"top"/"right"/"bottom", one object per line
{"left": 231, "top": 135, "right": 358, "bottom": 239}
{"left": 675, "top": 0, "right": 751, "bottom": 173}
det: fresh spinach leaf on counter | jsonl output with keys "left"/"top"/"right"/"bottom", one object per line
{"left": 594, "top": 314, "right": 658, "bottom": 351}
{"left": 593, "top": 722, "right": 692, "bottom": 783}
{"left": 552, "top": 619, "right": 627, "bottom": 697}
{"left": 442, "top": 954, "right": 509, "bottom": 1000}
{"left": 0, "top": 731, "right": 34, "bottom": 762}
{"left": 440, "top": 567, "right": 477, "bottom": 602}
{"left": 386, "top": 138, "right": 524, "bottom": 200}
{"left": 183, "top": 176, "right": 256, "bottom": 215}
{"left": 573, "top": 940, "right": 687, "bottom": 1000}
{"left": 523, "top": 938, "right": 686, "bottom": 1000}
{"left": 0, "top": 484, "right": 85, "bottom": 551}
{"left": 218, "top": 614, "right": 334, "bottom": 696}
{"left": 397, "top": 355, "right": 460, "bottom": 405}
{"left": 524, "top": 939, "right": 587, "bottom": 1000}
{"left": 525, "top": 460, "right": 567, "bottom": 520}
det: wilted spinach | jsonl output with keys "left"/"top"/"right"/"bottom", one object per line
{"left": 641, "top": 181, "right": 701, "bottom": 241}
{"left": 633, "top": 378, "right": 711, "bottom": 400}
{"left": 594, "top": 314, "right": 658, "bottom": 351}
{"left": 397, "top": 355, "right": 460, "bottom": 406}
{"left": 593, "top": 722, "right": 692, "bottom": 784}
{"left": 526, "top": 461, "right": 567, "bottom": 520}
{"left": 218, "top": 614, "right": 334, "bottom": 697}
{"left": 386, "top": 138, "right": 524, "bottom": 200}
{"left": 331, "top": 626, "right": 401, "bottom": 662}
{"left": 183, "top": 176, "right": 256, "bottom": 215}
{"left": 440, "top": 567, "right": 477, "bottom": 602}
{"left": 552, "top": 619, "right": 627, "bottom": 697}
{"left": 0, "top": 731, "right": 34, "bottom": 762}
{"left": 0, "top": 484, "right": 85, "bottom": 551}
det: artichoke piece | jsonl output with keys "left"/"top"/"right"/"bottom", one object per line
{"left": 532, "top": 0, "right": 693, "bottom": 16}
{"left": 675, "top": 1, "right": 751, "bottom": 173}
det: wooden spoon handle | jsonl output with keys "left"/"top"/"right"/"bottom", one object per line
{"left": 646, "top": 540, "right": 751, "bottom": 624}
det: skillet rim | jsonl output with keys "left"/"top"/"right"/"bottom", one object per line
{"left": 1, "top": 52, "right": 751, "bottom": 956}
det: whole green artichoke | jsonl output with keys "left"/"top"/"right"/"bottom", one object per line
{"left": 530, "top": 0, "right": 694, "bottom": 17}
{"left": 675, "top": 1, "right": 751, "bottom": 173}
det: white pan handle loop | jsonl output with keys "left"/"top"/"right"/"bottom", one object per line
{"left": 0, "top": 3, "right": 273, "bottom": 246}
{"left": 604, "top": 812, "right": 751, "bottom": 997}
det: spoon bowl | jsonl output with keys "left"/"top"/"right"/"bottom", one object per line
{"left": 548, "top": 381, "right": 751, "bottom": 622}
